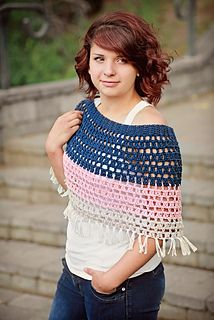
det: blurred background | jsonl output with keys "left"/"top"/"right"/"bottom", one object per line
{"left": 1, "top": 0, "right": 214, "bottom": 87}
{"left": 0, "top": 1, "right": 214, "bottom": 319}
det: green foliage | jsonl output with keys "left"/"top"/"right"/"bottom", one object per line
{"left": 5, "top": 0, "right": 213, "bottom": 87}
{"left": 104, "top": 0, "right": 161, "bottom": 24}
{"left": 8, "top": 29, "right": 81, "bottom": 86}
{"left": 7, "top": 0, "right": 162, "bottom": 87}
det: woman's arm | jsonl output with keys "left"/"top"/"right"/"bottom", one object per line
{"left": 46, "top": 148, "right": 66, "bottom": 189}
{"left": 45, "top": 110, "right": 83, "bottom": 188}
{"left": 85, "top": 236, "right": 162, "bottom": 293}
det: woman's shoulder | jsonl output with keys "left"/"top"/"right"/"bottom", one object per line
{"left": 132, "top": 105, "right": 168, "bottom": 126}
{"left": 74, "top": 99, "right": 92, "bottom": 111}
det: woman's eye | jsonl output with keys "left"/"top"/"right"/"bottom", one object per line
{"left": 117, "top": 57, "right": 127, "bottom": 63}
{"left": 94, "top": 56, "right": 104, "bottom": 62}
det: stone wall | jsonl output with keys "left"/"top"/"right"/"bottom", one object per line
{"left": 0, "top": 79, "right": 83, "bottom": 139}
{"left": 0, "top": 80, "right": 83, "bottom": 162}
{"left": 0, "top": 24, "right": 213, "bottom": 162}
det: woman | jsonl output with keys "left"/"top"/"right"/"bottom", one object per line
{"left": 46, "top": 11, "right": 197, "bottom": 320}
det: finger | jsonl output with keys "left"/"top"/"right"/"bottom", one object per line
{"left": 64, "top": 113, "right": 83, "bottom": 124}
{"left": 67, "top": 116, "right": 81, "bottom": 124}
{"left": 61, "top": 114, "right": 83, "bottom": 123}
{"left": 84, "top": 267, "right": 95, "bottom": 276}
{"left": 69, "top": 125, "right": 80, "bottom": 134}
{"left": 62, "top": 110, "right": 83, "bottom": 117}
{"left": 68, "top": 118, "right": 82, "bottom": 128}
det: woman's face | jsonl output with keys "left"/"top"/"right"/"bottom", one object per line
{"left": 89, "top": 44, "right": 138, "bottom": 99}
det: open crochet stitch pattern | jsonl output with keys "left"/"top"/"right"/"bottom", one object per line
{"left": 50, "top": 99, "right": 197, "bottom": 257}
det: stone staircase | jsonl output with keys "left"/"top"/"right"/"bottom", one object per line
{"left": 0, "top": 91, "right": 214, "bottom": 320}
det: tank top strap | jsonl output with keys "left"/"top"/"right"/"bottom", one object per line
{"left": 123, "top": 100, "right": 152, "bottom": 125}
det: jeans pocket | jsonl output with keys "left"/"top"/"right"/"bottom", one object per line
{"left": 90, "top": 283, "right": 126, "bottom": 302}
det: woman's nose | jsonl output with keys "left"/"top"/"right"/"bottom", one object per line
{"left": 103, "top": 62, "right": 116, "bottom": 77}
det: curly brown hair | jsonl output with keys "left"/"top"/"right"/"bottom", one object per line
{"left": 75, "top": 11, "right": 172, "bottom": 105}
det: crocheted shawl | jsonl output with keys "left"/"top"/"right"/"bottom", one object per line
{"left": 50, "top": 99, "right": 197, "bottom": 257}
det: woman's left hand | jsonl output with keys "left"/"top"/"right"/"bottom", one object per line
{"left": 84, "top": 267, "right": 116, "bottom": 294}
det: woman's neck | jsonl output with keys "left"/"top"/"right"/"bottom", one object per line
{"left": 99, "top": 92, "right": 141, "bottom": 115}
{"left": 96, "top": 92, "right": 142, "bottom": 123}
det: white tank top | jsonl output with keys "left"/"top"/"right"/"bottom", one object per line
{"left": 65, "top": 98, "right": 161, "bottom": 280}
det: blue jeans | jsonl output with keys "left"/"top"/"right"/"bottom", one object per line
{"left": 49, "top": 258, "right": 165, "bottom": 320}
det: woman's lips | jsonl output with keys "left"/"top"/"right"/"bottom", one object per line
{"left": 100, "top": 80, "right": 120, "bottom": 87}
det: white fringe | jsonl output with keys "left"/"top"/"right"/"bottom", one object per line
{"left": 167, "top": 238, "right": 177, "bottom": 256}
{"left": 68, "top": 211, "right": 130, "bottom": 245}
{"left": 138, "top": 235, "right": 149, "bottom": 254}
{"left": 49, "top": 167, "right": 69, "bottom": 197}
{"left": 137, "top": 235, "right": 197, "bottom": 258}
{"left": 64, "top": 205, "right": 198, "bottom": 257}
{"left": 128, "top": 232, "right": 136, "bottom": 250}
{"left": 155, "top": 238, "right": 164, "bottom": 257}
{"left": 182, "top": 235, "right": 198, "bottom": 253}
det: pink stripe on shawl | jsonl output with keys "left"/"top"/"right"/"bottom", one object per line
{"left": 63, "top": 153, "right": 182, "bottom": 219}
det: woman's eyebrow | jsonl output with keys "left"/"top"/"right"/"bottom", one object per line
{"left": 92, "top": 53, "right": 104, "bottom": 56}
{"left": 92, "top": 53, "right": 125, "bottom": 58}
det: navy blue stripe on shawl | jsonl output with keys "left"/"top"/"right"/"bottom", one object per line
{"left": 65, "top": 100, "right": 182, "bottom": 187}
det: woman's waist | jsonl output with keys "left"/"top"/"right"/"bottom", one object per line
{"left": 65, "top": 220, "right": 161, "bottom": 280}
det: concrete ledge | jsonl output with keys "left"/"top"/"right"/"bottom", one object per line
{"left": 0, "top": 78, "right": 80, "bottom": 105}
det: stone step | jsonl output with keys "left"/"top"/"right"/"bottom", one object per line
{"left": 3, "top": 133, "right": 214, "bottom": 181}
{"left": 164, "top": 219, "right": 214, "bottom": 270}
{"left": 0, "top": 165, "right": 213, "bottom": 217}
{"left": 0, "top": 199, "right": 213, "bottom": 270}
{"left": 0, "top": 240, "right": 63, "bottom": 298}
{"left": 0, "top": 200, "right": 67, "bottom": 247}
{"left": 3, "top": 134, "right": 49, "bottom": 168}
{"left": 0, "top": 166, "right": 64, "bottom": 204}
{"left": 159, "top": 264, "right": 214, "bottom": 320}
{"left": 182, "top": 177, "right": 214, "bottom": 223}
{"left": 161, "top": 90, "right": 214, "bottom": 182}
{"left": 182, "top": 153, "right": 214, "bottom": 181}
{"left": 0, "top": 240, "right": 213, "bottom": 320}
{"left": 0, "top": 288, "right": 52, "bottom": 320}
{"left": 0, "top": 288, "right": 213, "bottom": 320}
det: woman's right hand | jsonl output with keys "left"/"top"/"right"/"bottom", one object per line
{"left": 45, "top": 110, "right": 83, "bottom": 154}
